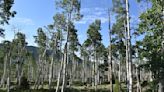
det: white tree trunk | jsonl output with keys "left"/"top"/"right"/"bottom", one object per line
{"left": 94, "top": 48, "right": 97, "bottom": 91}
{"left": 61, "top": 46, "right": 67, "bottom": 92}
{"left": 136, "top": 65, "right": 141, "bottom": 92}
{"left": 92, "top": 59, "right": 94, "bottom": 87}
{"left": 108, "top": 10, "right": 113, "bottom": 92}
{"left": 7, "top": 57, "right": 11, "bottom": 92}
{"left": 55, "top": 31, "right": 63, "bottom": 92}
{"left": 49, "top": 56, "right": 54, "bottom": 89}
{"left": 118, "top": 55, "right": 121, "bottom": 92}
{"left": 55, "top": 56, "right": 63, "bottom": 92}
{"left": 0, "top": 54, "right": 8, "bottom": 87}
{"left": 82, "top": 56, "right": 86, "bottom": 83}
{"left": 125, "top": 0, "right": 133, "bottom": 92}
{"left": 158, "top": 81, "right": 164, "bottom": 92}
{"left": 49, "top": 34, "right": 58, "bottom": 89}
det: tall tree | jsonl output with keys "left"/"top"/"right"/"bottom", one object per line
{"left": 54, "top": 0, "right": 82, "bottom": 91}
{"left": 49, "top": 31, "right": 59, "bottom": 89}
{"left": 112, "top": 0, "right": 127, "bottom": 91}
{"left": 108, "top": 9, "right": 113, "bottom": 92}
{"left": 80, "top": 44, "right": 89, "bottom": 83}
{"left": 137, "top": 0, "right": 164, "bottom": 91}
{"left": 85, "top": 19, "right": 102, "bottom": 90}
{"left": 0, "top": 40, "right": 11, "bottom": 88}
{"left": 68, "top": 22, "right": 79, "bottom": 86}
{"left": 34, "top": 28, "right": 47, "bottom": 89}
{"left": 0, "top": 0, "right": 16, "bottom": 36}
{"left": 125, "top": 0, "right": 133, "bottom": 92}
{"left": 13, "top": 32, "right": 27, "bottom": 87}
{"left": 49, "top": 13, "right": 66, "bottom": 92}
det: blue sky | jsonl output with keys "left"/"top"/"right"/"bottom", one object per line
{"left": 1, "top": 0, "right": 142, "bottom": 47}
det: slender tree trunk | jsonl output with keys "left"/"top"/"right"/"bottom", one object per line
{"left": 49, "top": 55, "right": 54, "bottom": 89}
{"left": 0, "top": 54, "right": 8, "bottom": 87}
{"left": 41, "top": 60, "right": 46, "bottom": 89}
{"left": 108, "top": 9, "right": 113, "bottom": 92}
{"left": 7, "top": 77, "right": 10, "bottom": 92}
{"left": 55, "top": 31, "right": 63, "bottom": 92}
{"left": 94, "top": 48, "right": 98, "bottom": 91}
{"left": 18, "top": 62, "right": 22, "bottom": 87}
{"left": 118, "top": 54, "right": 122, "bottom": 92}
{"left": 7, "top": 53, "right": 11, "bottom": 92}
{"left": 82, "top": 55, "right": 85, "bottom": 83}
{"left": 158, "top": 81, "right": 164, "bottom": 92}
{"left": 28, "top": 59, "right": 31, "bottom": 81}
{"left": 125, "top": 24, "right": 129, "bottom": 92}
{"left": 125, "top": 0, "right": 133, "bottom": 92}
{"left": 16, "top": 59, "right": 20, "bottom": 86}
{"left": 109, "top": 48, "right": 113, "bottom": 92}
{"left": 49, "top": 34, "right": 57, "bottom": 89}
{"left": 149, "top": 71, "right": 153, "bottom": 82}
{"left": 136, "top": 65, "right": 141, "bottom": 92}
{"left": 70, "top": 53, "right": 75, "bottom": 86}
{"left": 34, "top": 49, "right": 46, "bottom": 89}
{"left": 17, "top": 47, "right": 25, "bottom": 87}
{"left": 34, "top": 55, "right": 41, "bottom": 89}
{"left": 97, "top": 58, "right": 100, "bottom": 85}
{"left": 61, "top": 19, "right": 70, "bottom": 92}
{"left": 92, "top": 55, "right": 94, "bottom": 87}
{"left": 61, "top": 9, "right": 72, "bottom": 92}
{"left": 55, "top": 55, "right": 63, "bottom": 92}
{"left": 61, "top": 44, "right": 67, "bottom": 92}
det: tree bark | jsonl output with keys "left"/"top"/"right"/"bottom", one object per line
{"left": 82, "top": 55, "right": 86, "bottom": 83}
{"left": 55, "top": 31, "right": 63, "bottom": 92}
{"left": 49, "top": 34, "right": 57, "bottom": 89}
{"left": 49, "top": 55, "right": 54, "bottom": 89}
{"left": 158, "top": 81, "right": 164, "bottom": 92}
{"left": 108, "top": 9, "right": 113, "bottom": 92}
{"left": 55, "top": 55, "right": 63, "bottom": 92}
{"left": 92, "top": 57, "right": 94, "bottom": 87}
{"left": 61, "top": 44, "right": 67, "bottom": 92}
{"left": 93, "top": 46, "right": 97, "bottom": 91}
{"left": 61, "top": 21, "right": 70, "bottom": 92}
{"left": 7, "top": 57, "right": 12, "bottom": 92}
{"left": 125, "top": 0, "right": 133, "bottom": 92}
{"left": 118, "top": 54, "right": 122, "bottom": 92}
{"left": 136, "top": 65, "right": 141, "bottom": 92}
{"left": 0, "top": 54, "right": 8, "bottom": 87}
{"left": 34, "top": 49, "right": 46, "bottom": 89}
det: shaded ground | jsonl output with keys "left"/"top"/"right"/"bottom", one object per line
{"left": 0, "top": 87, "right": 110, "bottom": 92}
{"left": 0, "top": 83, "right": 114, "bottom": 92}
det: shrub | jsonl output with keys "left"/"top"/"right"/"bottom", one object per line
{"left": 20, "top": 76, "right": 30, "bottom": 90}
{"left": 114, "top": 80, "right": 119, "bottom": 92}
{"left": 72, "top": 81, "right": 84, "bottom": 86}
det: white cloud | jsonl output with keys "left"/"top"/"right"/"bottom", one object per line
{"left": 75, "top": 7, "right": 109, "bottom": 24}
{"left": 10, "top": 17, "right": 35, "bottom": 26}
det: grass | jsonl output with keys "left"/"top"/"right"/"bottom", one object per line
{"left": 0, "top": 84, "right": 111, "bottom": 92}
{"left": 0, "top": 81, "right": 140, "bottom": 92}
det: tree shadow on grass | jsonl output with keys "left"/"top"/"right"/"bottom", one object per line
{"left": 10, "top": 88, "right": 110, "bottom": 92}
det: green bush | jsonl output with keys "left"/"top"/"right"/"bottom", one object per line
{"left": 141, "top": 81, "right": 148, "bottom": 87}
{"left": 19, "top": 76, "right": 30, "bottom": 90}
{"left": 72, "top": 81, "right": 84, "bottom": 86}
{"left": 145, "top": 81, "right": 158, "bottom": 92}
{"left": 114, "top": 80, "right": 119, "bottom": 92}
{"left": 101, "top": 79, "right": 115, "bottom": 85}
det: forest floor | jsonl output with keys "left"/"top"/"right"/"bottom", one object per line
{"left": 0, "top": 84, "right": 121, "bottom": 92}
